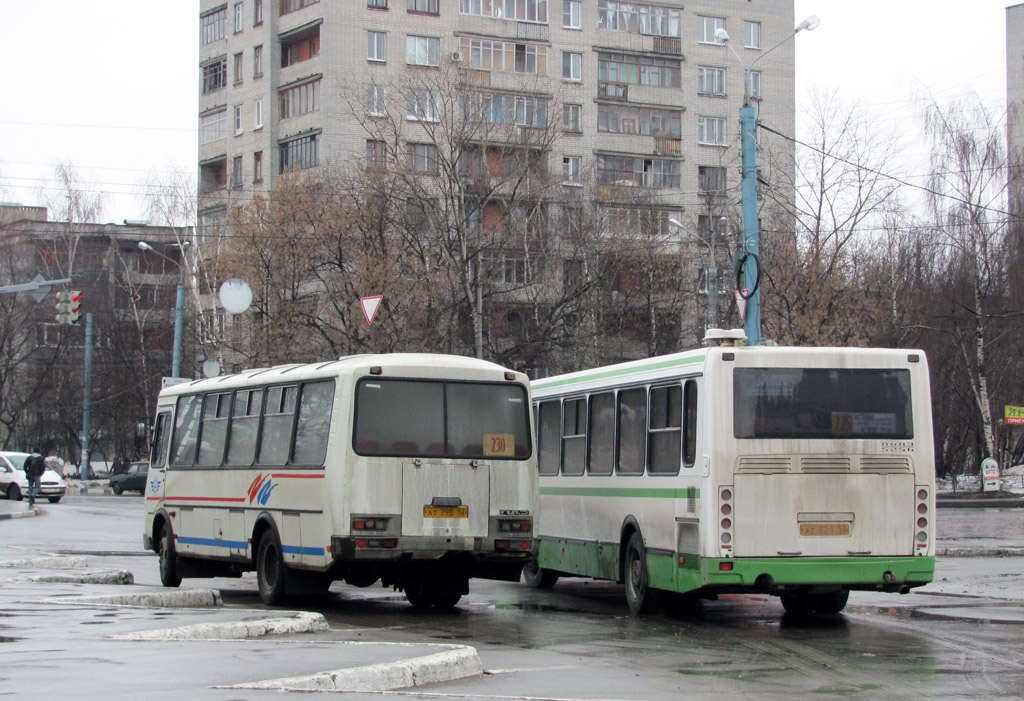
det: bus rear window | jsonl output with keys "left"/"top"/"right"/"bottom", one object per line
{"left": 354, "top": 379, "right": 530, "bottom": 459}
{"left": 734, "top": 368, "right": 913, "bottom": 439}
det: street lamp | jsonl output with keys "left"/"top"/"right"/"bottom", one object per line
{"left": 669, "top": 216, "right": 725, "bottom": 337}
{"left": 138, "top": 241, "right": 189, "bottom": 379}
{"left": 713, "top": 15, "right": 819, "bottom": 346}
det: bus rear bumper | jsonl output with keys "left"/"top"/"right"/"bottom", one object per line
{"left": 331, "top": 535, "right": 536, "bottom": 561}
{"left": 695, "top": 556, "right": 935, "bottom": 594}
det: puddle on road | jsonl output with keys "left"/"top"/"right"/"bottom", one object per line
{"left": 0, "top": 636, "right": 22, "bottom": 642}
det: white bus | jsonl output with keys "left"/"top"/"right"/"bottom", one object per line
{"left": 144, "top": 353, "right": 537, "bottom": 608}
{"left": 523, "top": 330, "right": 935, "bottom": 616}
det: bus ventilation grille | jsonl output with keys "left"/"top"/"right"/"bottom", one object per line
{"left": 800, "top": 457, "right": 851, "bottom": 473}
{"left": 859, "top": 456, "right": 911, "bottom": 473}
{"left": 737, "top": 456, "right": 791, "bottom": 473}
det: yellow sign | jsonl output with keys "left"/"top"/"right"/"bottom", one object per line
{"left": 1006, "top": 406, "right": 1024, "bottom": 426}
{"left": 483, "top": 433, "right": 515, "bottom": 456}
{"left": 800, "top": 523, "right": 851, "bottom": 537}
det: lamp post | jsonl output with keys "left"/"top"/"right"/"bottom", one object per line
{"left": 669, "top": 217, "right": 723, "bottom": 335}
{"left": 138, "top": 241, "right": 190, "bottom": 378}
{"left": 714, "top": 15, "right": 819, "bottom": 346}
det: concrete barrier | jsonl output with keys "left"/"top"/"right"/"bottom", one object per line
{"left": 110, "top": 611, "right": 328, "bottom": 640}
{"left": 34, "top": 588, "right": 222, "bottom": 608}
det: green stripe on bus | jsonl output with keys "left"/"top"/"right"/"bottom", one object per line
{"left": 540, "top": 486, "right": 697, "bottom": 499}
{"left": 531, "top": 355, "right": 705, "bottom": 390}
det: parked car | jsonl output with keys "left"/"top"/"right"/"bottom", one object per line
{"left": 0, "top": 452, "right": 67, "bottom": 503}
{"left": 109, "top": 461, "right": 149, "bottom": 495}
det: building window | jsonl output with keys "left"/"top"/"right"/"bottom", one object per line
{"left": 254, "top": 99, "right": 263, "bottom": 128}
{"left": 281, "top": 0, "right": 319, "bottom": 14}
{"left": 460, "top": 0, "right": 548, "bottom": 23}
{"left": 234, "top": 105, "right": 243, "bottom": 133}
{"left": 596, "top": 155, "right": 680, "bottom": 188}
{"left": 562, "top": 51, "right": 582, "bottom": 80}
{"left": 254, "top": 0, "right": 263, "bottom": 25}
{"left": 406, "top": 89, "right": 439, "bottom": 121}
{"left": 598, "top": 51, "right": 680, "bottom": 94}
{"left": 697, "top": 15, "right": 725, "bottom": 43}
{"left": 232, "top": 155, "right": 244, "bottom": 188}
{"left": 407, "top": 143, "right": 438, "bottom": 173}
{"left": 597, "top": 104, "right": 681, "bottom": 138}
{"left": 466, "top": 93, "right": 548, "bottom": 127}
{"left": 461, "top": 37, "right": 547, "bottom": 75}
{"left": 563, "top": 103, "right": 582, "bottom": 133}
{"left": 254, "top": 151, "right": 263, "bottom": 182}
{"left": 280, "top": 78, "right": 320, "bottom": 119}
{"left": 233, "top": 52, "right": 244, "bottom": 83}
{"left": 366, "top": 139, "right": 386, "bottom": 168}
{"left": 697, "top": 116, "right": 726, "bottom": 145}
{"left": 746, "top": 71, "right": 761, "bottom": 99}
{"left": 367, "top": 85, "right": 387, "bottom": 116}
{"left": 280, "top": 134, "right": 319, "bottom": 172}
{"left": 601, "top": 206, "right": 675, "bottom": 237}
{"left": 697, "top": 66, "right": 725, "bottom": 96}
{"left": 408, "top": 0, "right": 438, "bottom": 13}
{"left": 234, "top": 2, "right": 244, "bottom": 33}
{"left": 283, "top": 29, "right": 320, "bottom": 66}
{"left": 253, "top": 45, "right": 263, "bottom": 77}
{"left": 201, "top": 7, "right": 227, "bottom": 45}
{"left": 202, "top": 58, "right": 228, "bottom": 94}
{"left": 406, "top": 35, "right": 440, "bottom": 66}
{"left": 369, "top": 0, "right": 387, "bottom": 7}
{"left": 562, "top": 155, "right": 581, "bottom": 183}
{"left": 744, "top": 20, "right": 761, "bottom": 49}
{"left": 563, "top": 0, "right": 581, "bottom": 28}
{"left": 368, "top": 31, "right": 387, "bottom": 62}
{"left": 598, "top": 0, "right": 680, "bottom": 37}
{"left": 200, "top": 109, "right": 227, "bottom": 144}
{"left": 697, "top": 165, "right": 726, "bottom": 194}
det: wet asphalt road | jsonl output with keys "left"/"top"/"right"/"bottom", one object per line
{"left": 3, "top": 495, "right": 1024, "bottom": 699}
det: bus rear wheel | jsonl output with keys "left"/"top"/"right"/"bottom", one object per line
{"left": 814, "top": 589, "right": 849, "bottom": 615}
{"left": 624, "top": 532, "right": 661, "bottom": 615}
{"left": 257, "top": 529, "right": 289, "bottom": 605}
{"left": 158, "top": 522, "right": 182, "bottom": 588}
{"left": 523, "top": 559, "right": 559, "bottom": 589}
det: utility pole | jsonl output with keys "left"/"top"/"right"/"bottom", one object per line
{"left": 81, "top": 313, "right": 94, "bottom": 480}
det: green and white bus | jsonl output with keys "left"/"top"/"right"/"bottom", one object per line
{"left": 144, "top": 353, "right": 537, "bottom": 608}
{"left": 524, "top": 330, "right": 935, "bottom": 615}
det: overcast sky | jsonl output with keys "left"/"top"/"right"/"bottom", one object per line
{"left": 0, "top": 1, "right": 1011, "bottom": 222}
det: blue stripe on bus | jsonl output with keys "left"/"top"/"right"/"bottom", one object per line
{"left": 177, "top": 536, "right": 249, "bottom": 550}
{"left": 282, "top": 545, "right": 326, "bottom": 556}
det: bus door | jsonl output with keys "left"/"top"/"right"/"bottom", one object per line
{"left": 145, "top": 411, "right": 173, "bottom": 516}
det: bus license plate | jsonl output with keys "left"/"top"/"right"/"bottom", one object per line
{"left": 424, "top": 506, "right": 469, "bottom": 519}
{"left": 800, "top": 523, "right": 850, "bottom": 537}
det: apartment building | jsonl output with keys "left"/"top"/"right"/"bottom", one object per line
{"left": 198, "top": 0, "right": 796, "bottom": 361}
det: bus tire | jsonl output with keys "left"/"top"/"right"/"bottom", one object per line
{"left": 158, "top": 522, "right": 182, "bottom": 588}
{"left": 432, "top": 586, "right": 463, "bottom": 609}
{"left": 257, "top": 529, "right": 289, "bottom": 605}
{"left": 624, "top": 532, "right": 661, "bottom": 615}
{"left": 404, "top": 578, "right": 434, "bottom": 609}
{"left": 523, "top": 559, "right": 558, "bottom": 589}
{"left": 814, "top": 590, "right": 849, "bottom": 615}
{"left": 780, "top": 593, "right": 815, "bottom": 616}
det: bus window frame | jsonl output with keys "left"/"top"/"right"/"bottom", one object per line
{"left": 537, "top": 399, "right": 561, "bottom": 475}
{"left": 647, "top": 382, "right": 682, "bottom": 476}
{"left": 561, "top": 396, "right": 587, "bottom": 476}
{"left": 615, "top": 385, "right": 647, "bottom": 475}
{"left": 586, "top": 390, "right": 615, "bottom": 476}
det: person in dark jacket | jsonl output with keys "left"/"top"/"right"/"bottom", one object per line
{"left": 24, "top": 449, "right": 45, "bottom": 506}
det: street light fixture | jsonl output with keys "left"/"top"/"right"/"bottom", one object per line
{"left": 713, "top": 16, "right": 819, "bottom": 346}
{"left": 138, "top": 241, "right": 189, "bottom": 379}
{"left": 670, "top": 217, "right": 725, "bottom": 338}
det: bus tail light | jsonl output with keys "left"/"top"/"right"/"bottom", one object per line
{"left": 914, "top": 487, "right": 930, "bottom": 553}
{"left": 499, "top": 520, "right": 532, "bottom": 533}
{"left": 495, "top": 539, "right": 532, "bottom": 551}
{"left": 353, "top": 517, "right": 391, "bottom": 532}
{"left": 357, "top": 538, "right": 397, "bottom": 549}
{"left": 719, "top": 486, "right": 734, "bottom": 555}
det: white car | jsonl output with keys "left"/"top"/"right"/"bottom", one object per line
{"left": 0, "top": 452, "right": 67, "bottom": 503}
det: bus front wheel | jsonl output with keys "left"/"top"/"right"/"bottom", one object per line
{"left": 523, "top": 559, "right": 558, "bottom": 589}
{"left": 158, "top": 522, "right": 182, "bottom": 588}
{"left": 257, "top": 529, "right": 288, "bottom": 605}
{"left": 624, "top": 532, "right": 661, "bottom": 615}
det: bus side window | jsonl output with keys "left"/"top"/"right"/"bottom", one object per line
{"left": 170, "top": 395, "right": 202, "bottom": 467}
{"left": 226, "top": 388, "right": 262, "bottom": 466}
{"left": 682, "top": 379, "right": 698, "bottom": 467}
{"left": 196, "top": 393, "right": 231, "bottom": 466}
{"left": 537, "top": 400, "right": 560, "bottom": 475}
{"left": 587, "top": 392, "right": 615, "bottom": 476}
{"left": 259, "top": 385, "right": 298, "bottom": 465}
{"left": 151, "top": 412, "right": 172, "bottom": 468}
{"left": 561, "top": 397, "right": 586, "bottom": 476}
{"left": 293, "top": 380, "right": 335, "bottom": 466}
{"left": 648, "top": 384, "right": 681, "bottom": 475}
{"left": 616, "top": 387, "right": 646, "bottom": 475}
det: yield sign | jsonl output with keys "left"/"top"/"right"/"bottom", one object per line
{"left": 360, "top": 295, "right": 383, "bottom": 325}
{"left": 735, "top": 290, "right": 748, "bottom": 323}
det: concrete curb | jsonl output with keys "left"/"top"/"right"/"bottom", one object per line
{"left": 110, "top": 611, "right": 327, "bottom": 640}
{"left": 936, "top": 547, "right": 1024, "bottom": 558}
{"left": 9, "top": 570, "right": 135, "bottom": 585}
{"left": 0, "top": 556, "right": 89, "bottom": 568}
{"left": 222, "top": 644, "right": 483, "bottom": 693}
{"left": 34, "top": 588, "right": 222, "bottom": 608}
{"left": 937, "top": 498, "right": 1024, "bottom": 508}
{"left": 0, "top": 506, "right": 39, "bottom": 520}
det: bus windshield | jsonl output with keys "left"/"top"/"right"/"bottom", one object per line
{"left": 354, "top": 378, "right": 531, "bottom": 459}
{"left": 734, "top": 368, "right": 913, "bottom": 439}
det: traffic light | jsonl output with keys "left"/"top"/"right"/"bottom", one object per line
{"left": 54, "top": 290, "right": 82, "bottom": 325}
{"left": 67, "top": 290, "right": 82, "bottom": 325}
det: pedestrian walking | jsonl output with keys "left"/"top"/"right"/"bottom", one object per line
{"left": 24, "top": 449, "right": 45, "bottom": 506}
